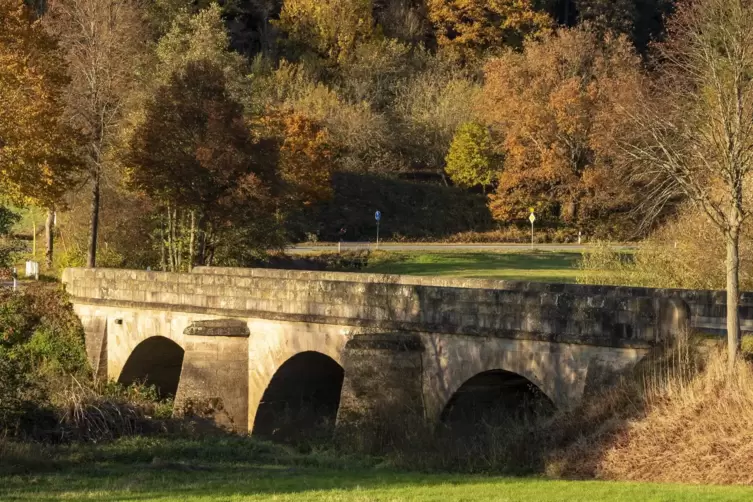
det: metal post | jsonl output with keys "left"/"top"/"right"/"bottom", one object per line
{"left": 376, "top": 221, "right": 380, "bottom": 250}
{"left": 531, "top": 220, "right": 534, "bottom": 250}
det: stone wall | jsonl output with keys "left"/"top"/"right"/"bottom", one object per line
{"left": 61, "top": 267, "right": 717, "bottom": 350}
{"left": 174, "top": 320, "right": 249, "bottom": 433}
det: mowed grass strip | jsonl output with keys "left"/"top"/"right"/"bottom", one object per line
{"left": 365, "top": 251, "right": 584, "bottom": 283}
{"left": 5, "top": 465, "right": 753, "bottom": 501}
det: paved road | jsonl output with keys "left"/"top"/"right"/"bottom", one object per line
{"left": 288, "top": 242, "right": 635, "bottom": 254}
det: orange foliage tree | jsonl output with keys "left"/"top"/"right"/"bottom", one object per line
{"left": 479, "top": 26, "right": 644, "bottom": 234}
{"left": 278, "top": 112, "right": 333, "bottom": 206}
{"left": 426, "top": 0, "right": 553, "bottom": 65}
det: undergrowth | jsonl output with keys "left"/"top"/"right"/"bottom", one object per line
{"left": 0, "top": 285, "right": 175, "bottom": 443}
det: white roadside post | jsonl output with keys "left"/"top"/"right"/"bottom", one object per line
{"left": 529, "top": 209, "right": 536, "bottom": 250}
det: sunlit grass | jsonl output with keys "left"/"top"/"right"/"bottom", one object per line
{"left": 4, "top": 436, "right": 750, "bottom": 501}
{"left": 365, "top": 250, "right": 585, "bottom": 283}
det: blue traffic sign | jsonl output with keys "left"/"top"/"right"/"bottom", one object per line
{"left": 375, "top": 210, "right": 381, "bottom": 222}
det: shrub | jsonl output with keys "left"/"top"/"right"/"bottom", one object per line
{"left": 23, "top": 325, "right": 88, "bottom": 377}
{"left": 0, "top": 349, "right": 38, "bottom": 433}
{"left": 578, "top": 208, "right": 753, "bottom": 289}
{"left": 447, "top": 226, "right": 580, "bottom": 244}
{"left": 0, "top": 292, "right": 36, "bottom": 346}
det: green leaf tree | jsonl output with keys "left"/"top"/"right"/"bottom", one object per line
{"left": 445, "top": 123, "right": 497, "bottom": 193}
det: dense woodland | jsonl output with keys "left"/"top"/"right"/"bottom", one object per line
{"left": 1, "top": 0, "right": 752, "bottom": 284}
{"left": 0, "top": 0, "right": 683, "bottom": 271}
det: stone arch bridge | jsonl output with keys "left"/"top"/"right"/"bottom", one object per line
{"left": 61, "top": 267, "right": 749, "bottom": 434}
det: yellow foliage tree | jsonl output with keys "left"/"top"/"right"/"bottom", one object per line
{"left": 276, "top": 0, "right": 374, "bottom": 62}
{"left": 426, "top": 0, "right": 553, "bottom": 65}
{"left": 445, "top": 122, "right": 496, "bottom": 193}
{"left": 0, "top": 0, "right": 78, "bottom": 207}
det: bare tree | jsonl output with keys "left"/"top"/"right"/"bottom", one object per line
{"left": 45, "top": 0, "right": 146, "bottom": 267}
{"left": 627, "top": 0, "right": 753, "bottom": 368}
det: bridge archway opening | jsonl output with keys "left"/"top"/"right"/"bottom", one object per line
{"left": 441, "top": 369, "right": 553, "bottom": 433}
{"left": 253, "top": 351, "right": 344, "bottom": 444}
{"left": 118, "top": 336, "right": 185, "bottom": 398}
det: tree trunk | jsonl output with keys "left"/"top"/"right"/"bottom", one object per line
{"left": 726, "top": 228, "right": 741, "bottom": 371}
{"left": 160, "top": 213, "right": 166, "bottom": 272}
{"left": 166, "top": 204, "right": 174, "bottom": 272}
{"left": 188, "top": 210, "right": 196, "bottom": 271}
{"left": 45, "top": 208, "right": 55, "bottom": 269}
{"left": 87, "top": 173, "right": 100, "bottom": 268}
{"left": 197, "top": 214, "right": 207, "bottom": 266}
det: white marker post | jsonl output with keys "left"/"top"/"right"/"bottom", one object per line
{"left": 528, "top": 209, "right": 536, "bottom": 250}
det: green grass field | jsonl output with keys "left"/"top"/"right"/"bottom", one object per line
{"left": 3, "top": 437, "right": 752, "bottom": 502}
{"left": 0, "top": 436, "right": 753, "bottom": 502}
{"left": 365, "top": 251, "right": 584, "bottom": 283}
{"left": 7, "top": 468, "right": 753, "bottom": 501}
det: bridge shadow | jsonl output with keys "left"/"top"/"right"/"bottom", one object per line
{"left": 0, "top": 460, "right": 542, "bottom": 501}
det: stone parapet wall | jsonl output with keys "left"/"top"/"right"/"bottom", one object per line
{"left": 60, "top": 267, "right": 734, "bottom": 349}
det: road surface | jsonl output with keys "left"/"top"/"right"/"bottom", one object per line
{"left": 287, "top": 242, "right": 635, "bottom": 254}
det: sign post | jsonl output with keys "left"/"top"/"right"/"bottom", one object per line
{"left": 375, "top": 210, "right": 381, "bottom": 250}
{"left": 528, "top": 208, "right": 536, "bottom": 250}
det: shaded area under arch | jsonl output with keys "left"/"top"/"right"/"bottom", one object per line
{"left": 118, "top": 336, "right": 185, "bottom": 398}
{"left": 441, "top": 369, "right": 554, "bottom": 432}
{"left": 252, "top": 351, "right": 344, "bottom": 444}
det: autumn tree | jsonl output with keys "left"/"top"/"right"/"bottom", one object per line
{"left": 0, "top": 0, "right": 80, "bottom": 266}
{"left": 626, "top": 0, "right": 753, "bottom": 368}
{"left": 427, "top": 0, "right": 553, "bottom": 65}
{"left": 273, "top": 111, "right": 333, "bottom": 206}
{"left": 154, "top": 3, "right": 247, "bottom": 90}
{"left": 392, "top": 57, "right": 479, "bottom": 177}
{"left": 127, "top": 60, "right": 274, "bottom": 270}
{"left": 45, "top": 0, "right": 147, "bottom": 268}
{"left": 276, "top": 0, "right": 374, "bottom": 62}
{"left": 479, "top": 26, "right": 643, "bottom": 231}
{"left": 445, "top": 122, "right": 496, "bottom": 192}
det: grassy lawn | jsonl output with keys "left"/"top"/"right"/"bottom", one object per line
{"left": 365, "top": 251, "right": 583, "bottom": 283}
{"left": 0, "top": 437, "right": 753, "bottom": 502}
{"left": 3, "top": 437, "right": 752, "bottom": 502}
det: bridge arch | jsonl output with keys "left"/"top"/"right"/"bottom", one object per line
{"left": 252, "top": 350, "right": 344, "bottom": 442}
{"left": 441, "top": 369, "right": 553, "bottom": 430}
{"left": 118, "top": 336, "right": 185, "bottom": 398}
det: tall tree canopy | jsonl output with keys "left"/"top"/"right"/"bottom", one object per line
{"left": 45, "top": 0, "right": 148, "bottom": 267}
{"left": 427, "top": 0, "right": 553, "bottom": 64}
{"left": 276, "top": 0, "right": 374, "bottom": 61}
{"left": 480, "top": 26, "right": 643, "bottom": 231}
{"left": 127, "top": 60, "right": 274, "bottom": 268}
{"left": 0, "top": 0, "right": 78, "bottom": 207}
{"left": 625, "top": 0, "right": 753, "bottom": 366}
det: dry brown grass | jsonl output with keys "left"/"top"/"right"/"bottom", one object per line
{"left": 542, "top": 335, "right": 753, "bottom": 485}
{"left": 595, "top": 347, "right": 753, "bottom": 485}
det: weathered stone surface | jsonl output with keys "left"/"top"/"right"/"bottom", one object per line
{"left": 184, "top": 319, "right": 250, "bottom": 338}
{"left": 174, "top": 334, "right": 249, "bottom": 433}
{"left": 61, "top": 266, "right": 743, "bottom": 435}
{"left": 337, "top": 333, "right": 426, "bottom": 448}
